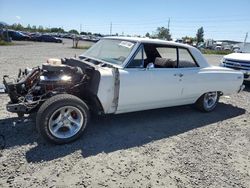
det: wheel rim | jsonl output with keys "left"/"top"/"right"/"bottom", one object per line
{"left": 203, "top": 92, "right": 218, "bottom": 109}
{"left": 48, "top": 106, "right": 84, "bottom": 139}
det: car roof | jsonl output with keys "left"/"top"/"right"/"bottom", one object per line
{"left": 104, "top": 36, "right": 191, "bottom": 48}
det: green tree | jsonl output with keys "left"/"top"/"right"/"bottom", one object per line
{"left": 93, "top": 33, "right": 102, "bottom": 37}
{"left": 32, "top": 25, "right": 37, "bottom": 31}
{"left": 80, "top": 31, "right": 87, "bottom": 35}
{"left": 50, "top": 27, "right": 64, "bottom": 33}
{"left": 10, "top": 23, "right": 24, "bottom": 31}
{"left": 27, "top": 24, "right": 31, "bottom": 31}
{"left": 38, "top": 25, "right": 44, "bottom": 32}
{"left": 156, "top": 27, "right": 171, "bottom": 40}
{"left": 68, "top": 29, "right": 79, "bottom": 34}
{"left": 145, "top": 32, "right": 150, "bottom": 38}
{"left": 182, "top": 36, "right": 196, "bottom": 44}
{"left": 196, "top": 27, "right": 204, "bottom": 43}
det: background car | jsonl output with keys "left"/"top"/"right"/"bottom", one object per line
{"left": 3, "top": 30, "right": 30, "bottom": 41}
{"left": 220, "top": 52, "right": 250, "bottom": 81}
{"left": 32, "top": 34, "right": 62, "bottom": 43}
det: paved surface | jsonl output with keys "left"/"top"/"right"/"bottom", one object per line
{"left": 0, "top": 39, "right": 249, "bottom": 188}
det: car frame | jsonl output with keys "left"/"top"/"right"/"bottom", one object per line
{"left": 1, "top": 37, "right": 245, "bottom": 144}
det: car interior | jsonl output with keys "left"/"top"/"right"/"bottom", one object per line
{"left": 127, "top": 43, "right": 198, "bottom": 68}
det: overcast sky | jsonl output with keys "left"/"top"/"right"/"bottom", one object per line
{"left": 0, "top": 0, "right": 249, "bottom": 41}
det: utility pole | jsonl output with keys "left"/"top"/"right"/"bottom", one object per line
{"left": 243, "top": 32, "right": 248, "bottom": 52}
{"left": 80, "top": 24, "right": 82, "bottom": 34}
{"left": 110, "top": 22, "right": 112, "bottom": 36}
{"left": 244, "top": 32, "right": 248, "bottom": 43}
{"left": 167, "top": 18, "right": 170, "bottom": 31}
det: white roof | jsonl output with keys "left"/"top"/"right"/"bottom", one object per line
{"left": 104, "top": 36, "right": 192, "bottom": 48}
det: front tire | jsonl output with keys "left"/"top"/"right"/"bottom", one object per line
{"left": 36, "top": 94, "right": 90, "bottom": 144}
{"left": 195, "top": 92, "right": 219, "bottom": 112}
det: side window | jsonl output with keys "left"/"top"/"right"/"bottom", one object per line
{"left": 178, "top": 48, "right": 198, "bottom": 68}
{"left": 127, "top": 47, "right": 146, "bottom": 68}
{"left": 156, "top": 47, "right": 177, "bottom": 61}
{"left": 155, "top": 47, "right": 177, "bottom": 68}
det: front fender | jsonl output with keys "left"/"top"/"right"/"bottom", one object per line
{"left": 96, "top": 67, "right": 120, "bottom": 114}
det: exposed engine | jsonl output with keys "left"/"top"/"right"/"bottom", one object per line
{"left": 3, "top": 58, "right": 89, "bottom": 114}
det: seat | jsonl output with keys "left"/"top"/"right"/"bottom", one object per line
{"left": 154, "top": 57, "right": 176, "bottom": 68}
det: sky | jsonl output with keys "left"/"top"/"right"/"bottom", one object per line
{"left": 0, "top": 0, "right": 250, "bottom": 41}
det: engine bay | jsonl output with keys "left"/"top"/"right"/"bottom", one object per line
{"left": 2, "top": 58, "right": 96, "bottom": 114}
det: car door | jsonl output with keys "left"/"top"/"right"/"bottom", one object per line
{"left": 177, "top": 48, "right": 204, "bottom": 102}
{"left": 117, "top": 45, "right": 183, "bottom": 113}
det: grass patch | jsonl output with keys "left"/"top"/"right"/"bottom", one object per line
{"left": 0, "top": 40, "right": 13, "bottom": 46}
{"left": 201, "top": 49, "right": 231, "bottom": 55}
{"left": 72, "top": 45, "right": 91, "bottom": 50}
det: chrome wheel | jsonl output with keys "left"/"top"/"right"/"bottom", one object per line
{"left": 203, "top": 92, "right": 218, "bottom": 109}
{"left": 48, "top": 106, "right": 84, "bottom": 139}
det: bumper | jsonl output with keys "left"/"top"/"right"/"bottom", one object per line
{"left": 242, "top": 71, "right": 250, "bottom": 81}
{"left": 220, "top": 63, "right": 250, "bottom": 81}
{"left": 238, "top": 84, "right": 245, "bottom": 93}
{"left": 237, "top": 69, "right": 250, "bottom": 81}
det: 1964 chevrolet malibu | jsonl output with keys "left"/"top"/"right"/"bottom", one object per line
{"left": 1, "top": 37, "right": 245, "bottom": 144}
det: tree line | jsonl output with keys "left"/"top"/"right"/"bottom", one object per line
{"left": 6, "top": 23, "right": 65, "bottom": 33}
{"left": 5, "top": 23, "right": 102, "bottom": 36}
{"left": 146, "top": 26, "right": 204, "bottom": 44}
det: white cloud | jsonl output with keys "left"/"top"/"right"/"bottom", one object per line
{"left": 16, "top": 16, "right": 21, "bottom": 20}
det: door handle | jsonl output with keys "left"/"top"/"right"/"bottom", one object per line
{"left": 174, "top": 73, "right": 184, "bottom": 77}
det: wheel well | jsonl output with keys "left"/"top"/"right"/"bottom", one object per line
{"left": 196, "top": 91, "right": 223, "bottom": 103}
{"left": 76, "top": 92, "right": 104, "bottom": 115}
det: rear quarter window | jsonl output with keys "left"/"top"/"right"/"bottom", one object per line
{"left": 178, "top": 48, "right": 198, "bottom": 68}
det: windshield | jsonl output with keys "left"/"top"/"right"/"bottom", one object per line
{"left": 82, "top": 39, "right": 136, "bottom": 65}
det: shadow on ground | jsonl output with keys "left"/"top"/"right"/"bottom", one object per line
{"left": 0, "top": 102, "right": 245, "bottom": 162}
{"left": 243, "top": 81, "right": 250, "bottom": 92}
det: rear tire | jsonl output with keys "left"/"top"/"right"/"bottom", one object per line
{"left": 36, "top": 94, "right": 90, "bottom": 144}
{"left": 195, "top": 92, "right": 219, "bottom": 112}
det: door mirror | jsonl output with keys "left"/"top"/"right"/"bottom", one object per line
{"left": 146, "top": 62, "right": 155, "bottom": 69}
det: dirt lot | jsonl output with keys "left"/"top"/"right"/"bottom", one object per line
{"left": 0, "top": 39, "right": 249, "bottom": 188}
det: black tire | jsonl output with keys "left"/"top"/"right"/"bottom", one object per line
{"left": 195, "top": 92, "right": 219, "bottom": 112}
{"left": 36, "top": 94, "right": 90, "bottom": 144}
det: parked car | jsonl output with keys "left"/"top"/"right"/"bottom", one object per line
{"left": 1, "top": 37, "right": 244, "bottom": 144}
{"left": 232, "top": 45, "right": 241, "bottom": 53}
{"left": 220, "top": 53, "right": 250, "bottom": 81}
{"left": 32, "top": 34, "right": 62, "bottom": 43}
{"left": 3, "top": 30, "right": 30, "bottom": 41}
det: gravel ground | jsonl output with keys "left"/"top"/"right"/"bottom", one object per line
{"left": 0, "top": 39, "right": 249, "bottom": 188}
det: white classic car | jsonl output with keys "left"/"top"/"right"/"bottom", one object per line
{"left": 1, "top": 37, "right": 245, "bottom": 144}
{"left": 220, "top": 52, "right": 250, "bottom": 81}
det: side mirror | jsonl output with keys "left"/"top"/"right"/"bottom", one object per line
{"left": 0, "top": 84, "right": 6, "bottom": 94}
{"left": 146, "top": 62, "right": 155, "bottom": 70}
